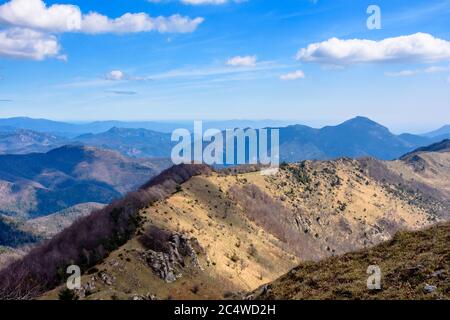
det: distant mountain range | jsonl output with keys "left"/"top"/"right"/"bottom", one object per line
{"left": 74, "top": 127, "right": 173, "bottom": 158}
{"left": 423, "top": 125, "right": 450, "bottom": 138}
{"left": 278, "top": 117, "right": 450, "bottom": 161}
{"left": 0, "top": 116, "right": 449, "bottom": 161}
{"left": 0, "top": 117, "right": 289, "bottom": 137}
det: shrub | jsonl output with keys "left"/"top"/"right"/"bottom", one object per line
{"left": 58, "top": 288, "right": 79, "bottom": 300}
{"left": 139, "top": 226, "right": 172, "bottom": 253}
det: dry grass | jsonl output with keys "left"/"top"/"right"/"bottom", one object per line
{"left": 251, "top": 222, "right": 450, "bottom": 300}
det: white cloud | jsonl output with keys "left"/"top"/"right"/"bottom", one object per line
{"left": 0, "top": 0, "right": 203, "bottom": 60}
{"left": 280, "top": 70, "right": 305, "bottom": 81}
{"left": 150, "top": 0, "right": 244, "bottom": 5}
{"left": 297, "top": 33, "right": 450, "bottom": 65}
{"left": 181, "top": 0, "right": 228, "bottom": 4}
{"left": 226, "top": 55, "right": 257, "bottom": 67}
{"left": 106, "top": 70, "right": 125, "bottom": 81}
{"left": 0, "top": 27, "right": 60, "bottom": 60}
{"left": 57, "top": 54, "right": 68, "bottom": 62}
{"left": 0, "top": 0, "right": 204, "bottom": 34}
{"left": 385, "top": 70, "right": 418, "bottom": 77}
{"left": 149, "top": 0, "right": 245, "bottom": 4}
{"left": 423, "top": 66, "right": 450, "bottom": 73}
{"left": 385, "top": 65, "right": 450, "bottom": 77}
{"left": 81, "top": 13, "right": 203, "bottom": 34}
{"left": 0, "top": 0, "right": 81, "bottom": 32}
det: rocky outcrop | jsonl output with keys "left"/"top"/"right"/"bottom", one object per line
{"left": 141, "top": 233, "right": 203, "bottom": 283}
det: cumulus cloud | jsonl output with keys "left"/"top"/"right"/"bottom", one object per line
{"left": 0, "top": 0, "right": 204, "bottom": 34}
{"left": 226, "top": 55, "right": 257, "bottom": 67}
{"left": 0, "top": 0, "right": 81, "bottom": 32}
{"left": 0, "top": 27, "right": 60, "bottom": 60}
{"left": 297, "top": 33, "right": 450, "bottom": 65}
{"left": 0, "top": 0, "right": 203, "bottom": 60}
{"left": 81, "top": 13, "right": 203, "bottom": 34}
{"left": 280, "top": 70, "right": 305, "bottom": 81}
{"left": 106, "top": 70, "right": 125, "bottom": 81}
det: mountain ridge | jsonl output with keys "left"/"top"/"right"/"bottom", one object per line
{"left": 1, "top": 117, "right": 449, "bottom": 161}
{"left": 1, "top": 142, "right": 448, "bottom": 300}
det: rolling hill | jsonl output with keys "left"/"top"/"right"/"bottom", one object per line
{"left": 0, "top": 215, "right": 39, "bottom": 248}
{"left": 0, "top": 141, "right": 448, "bottom": 300}
{"left": 0, "top": 129, "right": 67, "bottom": 155}
{"left": 0, "top": 145, "right": 171, "bottom": 218}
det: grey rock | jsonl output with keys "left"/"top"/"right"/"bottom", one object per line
{"left": 142, "top": 233, "right": 203, "bottom": 283}
{"left": 423, "top": 284, "right": 437, "bottom": 294}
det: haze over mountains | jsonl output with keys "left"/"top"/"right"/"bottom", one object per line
{"left": 0, "top": 118, "right": 290, "bottom": 137}
{"left": 0, "top": 117, "right": 449, "bottom": 161}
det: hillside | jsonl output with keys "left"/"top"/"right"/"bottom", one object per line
{"left": 0, "top": 215, "right": 39, "bottom": 248}
{"left": 0, "top": 145, "right": 170, "bottom": 218}
{"left": 248, "top": 222, "right": 449, "bottom": 300}
{"left": 0, "top": 145, "right": 448, "bottom": 300}
{"left": 24, "top": 203, "right": 105, "bottom": 239}
{"left": 0, "top": 203, "right": 105, "bottom": 271}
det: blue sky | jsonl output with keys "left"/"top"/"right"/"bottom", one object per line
{"left": 0, "top": 0, "right": 449, "bottom": 133}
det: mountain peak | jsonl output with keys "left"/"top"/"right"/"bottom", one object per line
{"left": 342, "top": 116, "right": 381, "bottom": 126}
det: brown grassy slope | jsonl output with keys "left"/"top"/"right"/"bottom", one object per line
{"left": 254, "top": 158, "right": 444, "bottom": 257}
{"left": 36, "top": 150, "right": 449, "bottom": 299}
{"left": 42, "top": 173, "right": 299, "bottom": 300}
{"left": 42, "top": 152, "right": 449, "bottom": 300}
{"left": 249, "top": 222, "right": 450, "bottom": 300}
